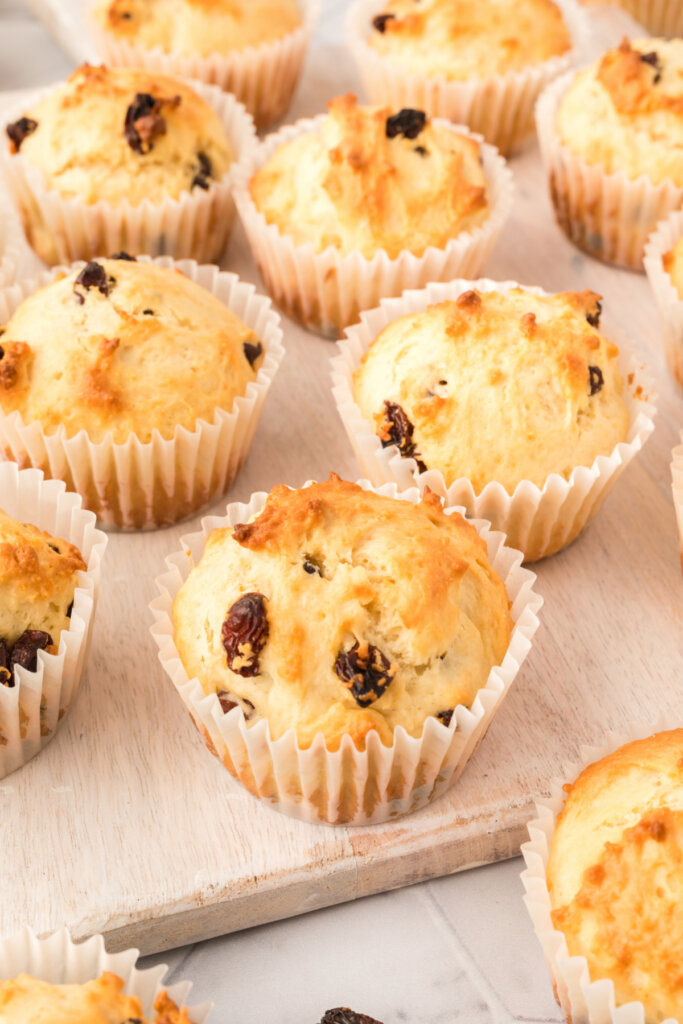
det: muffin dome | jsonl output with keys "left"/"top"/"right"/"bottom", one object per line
{"left": 547, "top": 730, "right": 683, "bottom": 1023}
{"left": 5, "top": 63, "right": 233, "bottom": 205}
{"left": 353, "top": 287, "right": 630, "bottom": 493}
{"left": 366, "top": 0, "right": 570, "bottom": 79}
{"left": 249, "top": 93, "right": 489, "bottom": 259}
{"left": 0, "top": 256, "right": 264, "bottom": 443}
{"left": 172, "top": 476, "right": 512, "bottom": 751}
{"left": 92, "top": 0, "right": 302, "bottom": 56}
{"left": 557, "top": 37, "right": 683, "bottom": 186}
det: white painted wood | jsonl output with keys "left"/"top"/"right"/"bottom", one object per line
{"left": 0, "top": 7, "right": 681, "bottom": 957}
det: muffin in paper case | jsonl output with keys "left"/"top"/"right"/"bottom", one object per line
{"left": 537, "top": 70, "right": 683, "bottom": 271}
{"left": 88, "top": 0, "right": 320, "bottom": 130}
{"left": 331, "top": 278, "right": 657, "bottom": 562}
{"left": 0, "top": 926, "right": 211, "bottom": 1022}
{"left": 232, "top": 115, "right": 513, "bottom": 338}
{"left": 520, "top": 715, "right": 681, "bottom": 1024}
{"left": 0, "top": 463, "right": 107, "bottom": 780}
{"left": 644, "top": 210, "right": 683, "bottom": 389}
{"left": 0, "top": 78, "right": 256, "bottom": 268}
{"left": 346, "top": 0, "right": 590, "bottom": 157}
{"left": 150, "top": 478, "right": 542, "bottom": 827}
{"left": 672, "top": 434, "right": 683, "bottom": 574}
{"left": 0, "top": 258, "right": 285, "bottom": 530}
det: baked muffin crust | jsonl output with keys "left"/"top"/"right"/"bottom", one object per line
{"left": 172, "top": 476, "right": 512, "bottom": 751}
{"left": 367, "top": 0, "right": 570, "bottom": 80}
{"left": 0, "top": 971, "right": 195, "bottom": 1023}
{"left": 5, "top": 64, "right": 233, "bottom": 205}
{"left": 0, "top": 257, "right": 263, "bottom": 443}
{"left": 547, "top": 730, "right": 683, "bottom": 1024}
{"left": 92, "top": 0, "right": 302, "bottom": 56}
{"left": 557, "top": 37, "right": 683, "bottom": 186}
{"left": 353, "top": 288, "right": 630, "bottom": 493}
{"left": 662, "top": 235, "right": 683, "bottom": 300}
{"left": 249, "top": 93, "right": 489, "bottom": 260}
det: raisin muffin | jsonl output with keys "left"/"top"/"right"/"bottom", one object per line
{"left": 546, "top": 730, "right": 683, "bottom": 1023}
{"left": 2, "top": 64, "right": 253, "bottom": 266}
{"left": 172, "top": 476, "right": 512, "bottom": 751}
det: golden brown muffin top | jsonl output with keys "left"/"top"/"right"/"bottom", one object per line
{"left": 249, "top": 93, "right": 489, "bottom": 259}
{"left": 367, "top": 0, "right": 570, "bottom": 80}
{"left": 5, "top": 63, "right": 232, "bottom": 205}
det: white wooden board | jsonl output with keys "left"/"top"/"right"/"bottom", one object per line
{"left": 0, "top": 7, "right": 681, "bottom": 957}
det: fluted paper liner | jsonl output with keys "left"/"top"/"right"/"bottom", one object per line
{"left": 88, "top": 0, "right": 320, "bottom": 129}
{"left": 606, "top": 0, "right": 683, "bottom": 36}
{"left": 233, "top": 115, "right": 513, "bottom": 338}
{"left": 0, "top": 258, "right": 284, "bottom": 530}
{"left": 520, "top": 715, "right": 681, "bottom": 1024}
{"left": 0, "top": 190, "right": 24, "bottom": 289}
{"left": 0, "top": 78, "right": 256, "bottom": 267}
{"left": 346, "top": 0, "right": 589, "bottom": 157}
{"left": 672, "top": 435, "right": 683, "bottom": 575}
{"left": 0, "top": 463, "right": 107, "bottom": 779}
{"left": 0, "top": 927, "right": 211, "bottom": 1022}
{"left": 537, "top": 70, "right": 683, "bottom": 270}
{"left": 644, "top": 210, "right": 683, "bottom": 388}
{"left": 332, "top": 278, "right": 657, "bottom": 562}
{"left": 150, "top": 479, "right": 542, "bottom": 827}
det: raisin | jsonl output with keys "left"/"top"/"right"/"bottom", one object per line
{"left": 385, "top": 108, "right": 426, "bottom": 140}
{"left": 586, "top": 299, "right": 602, "bottom": 328}
{"left": 372, "top": 13, "right": 395, "bottom": 32}
{"left": 73, "top": 261, "right": 111, "bottom": 304}
{"left": 0, "top": 346, "right": 4, "bottom": 361}
{"left": 66, "top": 601, "right": 73, "bottom": 619}
{"left": 6, "top": 116, "right": 38, "bottom": 154}
{"left": 588, "top": 365, "right": 604, "bottom": 396}
{"left": 192, "top": 151, "right": 213, "bottom": 190}
{"left": 321, "top": 1009, "right": 384, "bottom": 1024}
{"left": 640, "top": 50, "right": 662, "bottom": 83}
{"left": 334, "top": 641, "right": 395, "bottom": 707}
{"left": 124, "top": 92, "right": 175, "bottom": 154}
{"left": 378, "top": 400, "right": 427, "bottom": 472}
{"left": 414, "top": 145, "right": 428, "bottom": 156}
{"left": 109, "top": 251, "right": 137, "bottom": 261}
{"left": 437, "top": 709, "right": 454, "bottom": 727}
{"left": 303, "top": 558, "right": 322, "bottom": 576}
{"left": 142, "top": 309, "right": 155, "bottom": 315}
{"left": 10, "top": 630, "right": 52, "bottom": 673}
{"left": 243, "top": 341, "right": 263, "bottom": 367}
{"left": 221, "top": 593, "right": 269, "bottom": 677}
{"left": 217, "top": 690, "right": 256, "bottom": 718}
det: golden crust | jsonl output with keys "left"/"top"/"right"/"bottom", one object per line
{"left": 249, "top": 93, "right": 489, "bottom": 259}
{"left": 7, "top": 63, "right": 232, "bottom": 205}
{"left": 353, "top": 287, "right": 630, "bottom": 494}
{"left": 547, "top": 730, "right": 683, "bottom": 1023}
{"left": 172, "top": 476, "right": 512, "bottom": 751}
{"left": 663, "top": 236, "right": 683, "bottom": 300}
{"left": 92, "top": 0, "right": 301, "bottom": 56}
{"left": 367, "top": 0, "right": 570, "bottom": 80}
{"left": 557, "top": 38, "right": 683, "bottom": 186}
{"left": 0, "top": 258, "right": 262, "bottom": 443}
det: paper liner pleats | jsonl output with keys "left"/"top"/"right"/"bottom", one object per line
{"left": 0, "top": 927, "right": 211, "bottom": 1022}
{"left": 537, "top": 71, "right": 683, "bottom": 270}
{"left": 644, "top": 210, "right": 683, "bottom": 389}
{"left": 0, "top": 189, "right": 24, "bottom": 289}
{"left": 346, "top": 0, "right": 589, "bottom": 157}
{"left": 0, "top": 463, "right": 107, "bottom": 779}
{"left": 0, "top": 258, "right": 284, "bottom": 530}
{"left": 233, "top": 116, "right": 513, "bottom": 338}
{"left": 331, "top": 278, "right": 657, "bottom": 562}
{"left": 520, "top": 715, "right": 681, "bottom": 1024}
{"left": 150, "top": 479, "right": 542, "bottom": 827}
{"left": 672, "top": 435, "right": 683, "bottom": 575}
{"left": 607, "top": 0, "right": 683, "bottom": 36}
{"left": 88, "top": 0, "right": 320, "bottom": 130}
{"left": 0, "top": 80, "right": 256, "bottom": 267}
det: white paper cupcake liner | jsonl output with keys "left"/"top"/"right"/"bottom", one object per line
{"left": 346, "top": 0, "right": 589, "bottom": 157}
{"left": 537, "top": 70, "right": 683, "bottom": 270}
{"left": 88, "top": 0, "right": 320, "bottom": 130}
{"left": 520, "top": 714, "right": 681, "bottom": 1024}
{"left": 332, "top": 278, "right": 657, "bottom": 562}
{"left": 643, "top": 210, "right": 683, "bottom": 389}
{"left": 672, "top": 435, "right": 683, "bottom": 575}
{"left": 0, "top": 78, "right": 256, "bottom": 268}
{"left": 0, "top": 257, "right": 284, "bottom": 530}
{"left": 232, "top": 115, "right": 513, "bottom": 338}
{"left": 150, "top": 478, "right": 542, "bottom": 827}
{"left": 0, "top": 926, "right": 211, "bottom": 1022}
{"left": 0, "top": 189, "right": 24, "bottom": 290}
{"left": 0, "top": 463, "right": 107, "bottom": 779}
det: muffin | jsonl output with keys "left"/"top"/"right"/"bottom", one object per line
{"left": 89, "top": 0, "right": 319, "bottom": 129}
{"left": 1, "top": 63, "right": 255, "bottom": 266}
{"left": 579, "top": 0, "right": 683, "bottom": 37}
{"left": 644, "top": 210, "right": 683, "bottom": 388}
{"left": 0, "top": 256, "right": 284, "bottom": 529}
{"left": 537, "top": 37, "right": 683, "bottom": 268}
{"left": 333, "top": 278, "right": 656, "bottom": 560}
{"left": 234, "top": 93, "right": 513, "bottom": 336}
{"left": 347, "top": 0, "right": 586, "bottom": 155}
{"left": 153, "top": 476, "right": 542, "bottom": 824}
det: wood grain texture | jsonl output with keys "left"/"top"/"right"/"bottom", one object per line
{"left": 0, "top": 11, "right": 681, "bottom": 956}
